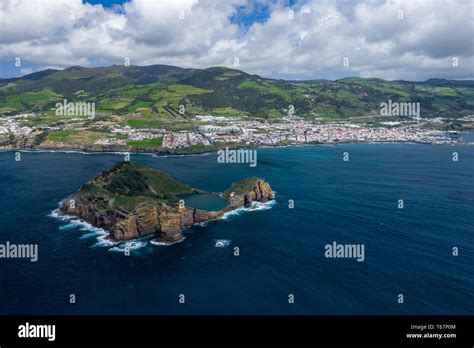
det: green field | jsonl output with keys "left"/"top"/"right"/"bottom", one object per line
{"left": 3, "top": 88, "right": 62, "bottom": 110}
{"left": 151, "top": 84, "right": 212, "bottom": 109}
{"left": 127, "top": 137, "right": 163, "bottom": 148}
{"left": 47, "top": 130, "right": 104, "bottom": 144}
{"left": 127, "top": 119, "right": 166, "bottom": 128}
{"left": 47, "top": 130, "right": 79, "bottom": 141}
{"left": 173, "top": 143, "right": 217, "bottom": 154}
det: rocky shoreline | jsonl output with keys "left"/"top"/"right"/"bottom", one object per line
{"left": 59, "top": 163, "right": 275, "bottom": 244}
{"left": 1, "top": 137, "right": 468, "bottom": 156}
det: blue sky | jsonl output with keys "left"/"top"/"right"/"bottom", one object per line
{"left": 86, "top": 0, "right": 297, "bottom": 23}
{"left": 89, "top": 0, "right": 278, "bottom": 28}
{"left": 87, "top": 0, "right": 295, "bottom": 31}
{"left": 85, "top": 0, "right": 126, "bottom": 7}
{"left": 0, "top": 0, "right": 472, "bottom": 80}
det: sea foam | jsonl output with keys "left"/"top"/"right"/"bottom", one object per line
{"left": 150, "top": 236, "right": 186, "bottom": 246}
{"left": 50, "top": 198, "right": 275, "bottom": 250}
{"left": 220, "top": 200, "right": 276, "bottom": 220}
{"left": 214, "top": 239, "right": 231, "bottom": 248}
{"left": 50, "top": 207, "right": 113, "bottom": 247}
{"left": 108, "top": 241, "right": 148, "bottom": 253}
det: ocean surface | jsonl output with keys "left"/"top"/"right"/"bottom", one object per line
{"left": 0, "top": 144, "right": 472, "bottom": 315}
{"left": 177, "top": 193, "right": 227, "bottom": 211}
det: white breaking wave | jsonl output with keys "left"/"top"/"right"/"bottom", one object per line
{"left": 49, "top": 207, "right": 73, "bottom": 221}
{"left": 50, "top": 207, "right": 114, "bottom": 247}
{"left": 108, "top": 241, "right": 148, "bottom": 253}
{"left": 91, "top": 234, "right": 118, "bottom": 248}
{"left": 220, "top": 200, "right": 276, "bottom": 220}
{"left": 214, "top": 239, "right": 231, "bottom": 248}
{"left": 49, "top": 198, "right": 275, "bottom": 251}
{"left": 150, "top": 236, "right": 186, "bottom": 246}
{"left": 50, "top": 208, "right": 104, "bottom": 234}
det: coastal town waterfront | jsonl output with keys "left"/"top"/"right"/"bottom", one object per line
{"left": 1, "top": 112, "right": 472, "bottom": 153}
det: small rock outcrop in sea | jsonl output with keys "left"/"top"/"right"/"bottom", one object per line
{"left": 60, "top": 162, "right": 275, "bottom": 244}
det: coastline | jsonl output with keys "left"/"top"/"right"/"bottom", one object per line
{"left": 1, "top": 138, "right": 472, "bottom": 158}
{"left": 55, "top": 161, "right": 275, "bottom": 245}
{"left": 53, "top": 175, "right": 276, "bottom": 247}
{"left": 49, "top": 199, "right": 277, "bottom": 251}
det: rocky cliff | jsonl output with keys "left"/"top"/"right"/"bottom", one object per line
{"left": 60, "top": 162, "right": 274, "bottom": 244}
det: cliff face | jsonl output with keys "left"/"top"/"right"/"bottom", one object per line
{"left": 62, "top": 194, "right": 212, "bottom": 243}
{"left": 245, "top": 179, "right": 274, "bottom": 204}
{"left": 60, "top": 165, "right": 274, "bottom": 244}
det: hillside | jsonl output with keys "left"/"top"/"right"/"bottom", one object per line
{"left": 225, "top": 177, "right": 262, "bottom": 195}
{"left": 79, "top": 161, "right": 193, "bottom": 211}
{"left": 1, "top": 64, "right": 473, "bottom": 121}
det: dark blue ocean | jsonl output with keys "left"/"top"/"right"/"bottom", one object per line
{"left": 0, "top": 144, "right": 472, "bottom": 315}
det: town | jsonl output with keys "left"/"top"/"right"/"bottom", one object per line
{"left": 0, "top": 112, "right": 471, "bottom": 152}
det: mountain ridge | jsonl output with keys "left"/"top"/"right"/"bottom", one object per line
{"left": 1, "top": 64, "right": 473, "bottom": 119}
{"left": 4, "top": 64, "right": 474, "bottom": 85}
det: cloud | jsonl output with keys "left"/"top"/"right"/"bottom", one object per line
{"left": 0, "top": 0, "right": 472, "bottom": 80}
{"left": 19, "top": 67, "right": 34, "bottom": 75}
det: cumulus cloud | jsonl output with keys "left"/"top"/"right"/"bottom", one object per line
{"left": 0, "top": 0, "right": 472, "bottom": 80}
